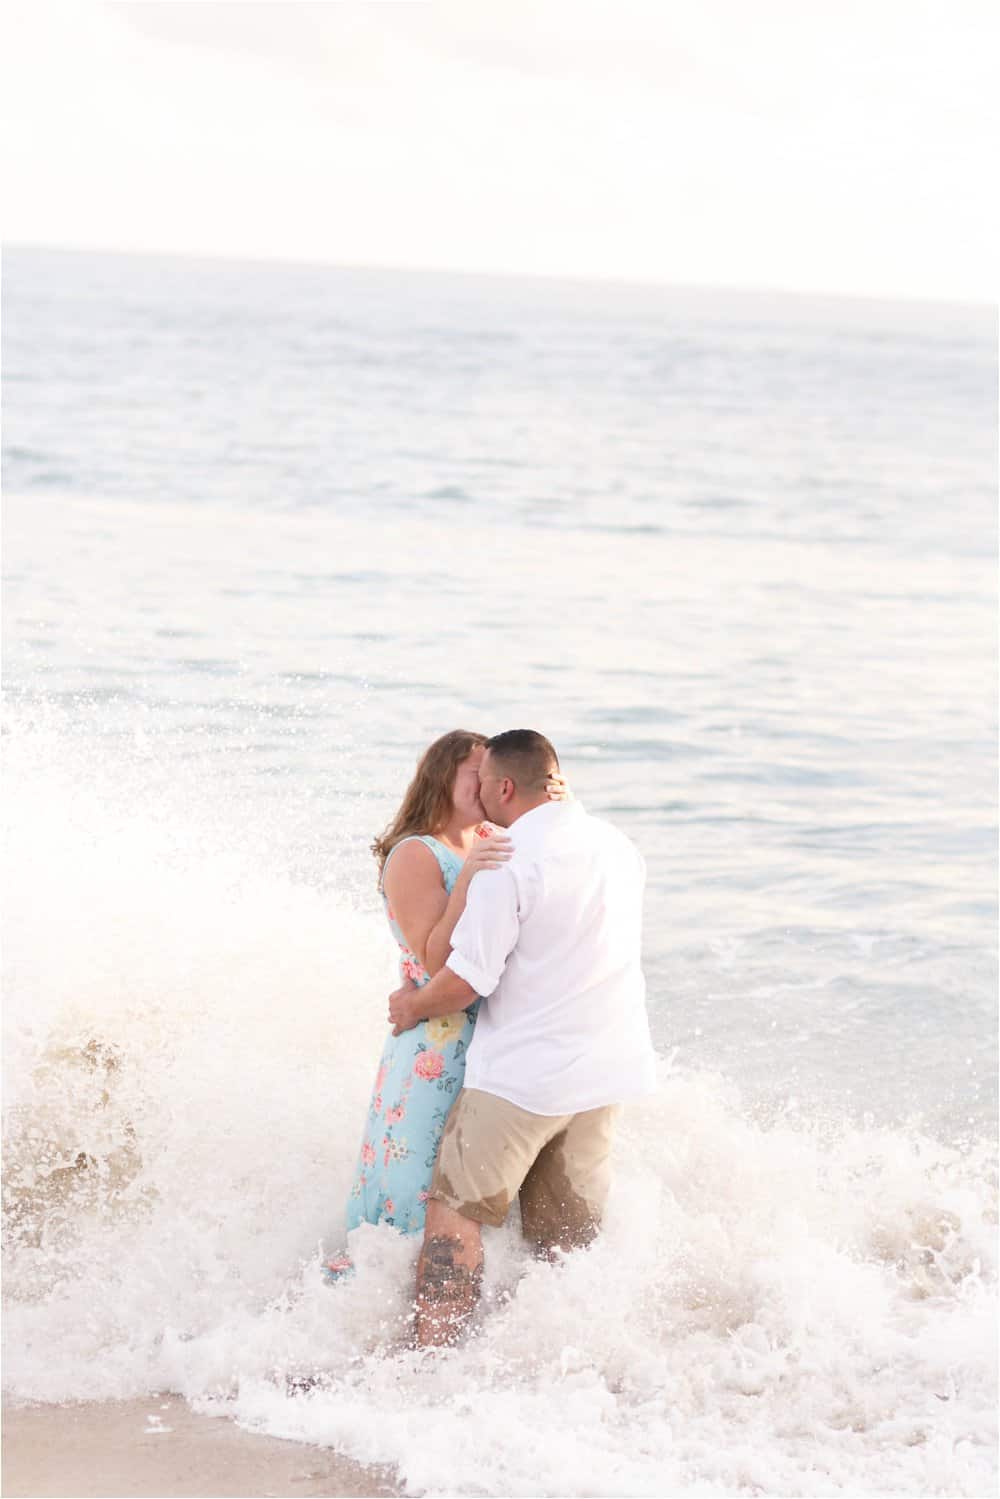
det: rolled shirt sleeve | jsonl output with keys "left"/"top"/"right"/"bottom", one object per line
{"left": 445, "top": 865, "right": 520, "bottom": 998}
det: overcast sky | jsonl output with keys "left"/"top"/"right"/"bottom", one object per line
{"left": 2, "top": 0, "right": 996, "bottom": 302}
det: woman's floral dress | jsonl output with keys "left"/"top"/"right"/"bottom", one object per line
{"left": 326, "top": 834, "right": 482, "bottom": 1275}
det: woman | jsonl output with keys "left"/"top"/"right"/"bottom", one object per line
{"left": 325, "top": 730, "right": 564, "bottom": 1276}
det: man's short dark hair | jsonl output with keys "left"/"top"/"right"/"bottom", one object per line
{"left": 485, "top": 729, "right": 560, "bottom": 791}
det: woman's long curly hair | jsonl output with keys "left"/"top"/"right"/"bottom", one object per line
{"left": 372, "top": 729, "right": 488, "bottom": 878}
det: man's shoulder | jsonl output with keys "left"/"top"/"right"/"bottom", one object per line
{"left": 587, "top": 814, "right": 644, "bottom": 868}
{"left": 541, "top": 804, "right": 642, "bottom": 865}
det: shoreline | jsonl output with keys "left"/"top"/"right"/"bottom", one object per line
{"left": 1, "top": 1395, "right": 400, "bottom": 1499}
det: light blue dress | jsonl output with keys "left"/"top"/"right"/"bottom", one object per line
{"left": 327, "top": 836, "right": 480, "bottom": 1273}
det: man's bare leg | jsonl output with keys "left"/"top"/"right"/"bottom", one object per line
{"left": 415, "top": 1199, "right": 483, "bottom": 1348}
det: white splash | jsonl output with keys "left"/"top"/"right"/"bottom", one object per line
{"left": 3, "top": 713, "right": 996, "bottom": 1496}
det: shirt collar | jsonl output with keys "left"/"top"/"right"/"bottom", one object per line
{"left": 507, "top": 800, "right": 578, "bottom": 846}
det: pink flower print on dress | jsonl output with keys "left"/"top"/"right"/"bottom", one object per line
{"left": 385, "top": 1104, "right": 406, "bottom": 1125}
{"left": 361, "top": 1142, "right": 376, "bottom": 1167}
{"left": 401, "top": 953, "right": 428, "bottom": 983}
{"left": 384, "top": 1198, "right": 394, "bottom": 1215}
{"left": 414, "top": 1050, "right": 444, "bottom": 1081}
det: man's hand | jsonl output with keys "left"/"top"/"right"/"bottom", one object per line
{"left": 389, "top": 979, "right": 422, "bottom": 1036}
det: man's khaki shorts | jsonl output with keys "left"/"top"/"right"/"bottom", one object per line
{"left": 428, "top": 1087, "right": 618, "bottom": 1248}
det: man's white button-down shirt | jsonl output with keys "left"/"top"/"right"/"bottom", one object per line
{"left": 446, "top": 800, "right": 657, "bottom": 1116}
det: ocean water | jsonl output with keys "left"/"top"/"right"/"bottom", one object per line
{"left": 2, "top": 245, "right": 997, "bottom": 1496}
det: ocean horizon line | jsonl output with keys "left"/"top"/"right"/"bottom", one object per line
{"left": 6, "top": 238, "right": 995, "bottom": 319}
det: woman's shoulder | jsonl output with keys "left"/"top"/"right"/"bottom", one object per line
{"left": 381, "top": 835, "right": 452, "bottom": 893}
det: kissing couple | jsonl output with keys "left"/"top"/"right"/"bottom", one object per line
{"left": 326, "top": 728, "right": 656, "bottom": 1346}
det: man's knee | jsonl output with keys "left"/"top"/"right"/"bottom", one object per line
{"left": 518, "top": 1112, "right": 614, "bottom": 1256}
{"left": 521, "top": 1191, "right": 602, "bottom": 1257}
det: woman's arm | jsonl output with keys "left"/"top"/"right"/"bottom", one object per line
{"left": 423, "top": 835, "right": 515, "bottom": 972}
{"left": 383, "top": 836, "right": 512, "bottom": 975}
{"left": 382, "top": 842, "right": 450, "bottom": 972}
{"left": 389, "top": 866, "right": 520, "bottom": 1033}
{"left": 422, "top": 874, "right": 471, "bottom": 976}
{"left": 418, "top": 780, "right": 570, "bottom": 972}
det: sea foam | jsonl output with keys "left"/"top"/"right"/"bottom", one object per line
{"left": 2, "top": 713, "right": 996, "bottom": 1496}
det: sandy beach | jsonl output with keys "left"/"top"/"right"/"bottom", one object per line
{"left": 1, "top": 1396, "right": 400, "bottom": 1499}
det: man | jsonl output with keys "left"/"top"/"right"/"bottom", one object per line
{"left": 387, "top": 729, "right": 656, "bottom": 1347}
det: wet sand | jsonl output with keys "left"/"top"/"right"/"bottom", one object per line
{"left": 1, "top": 1395, "right": 400, "bottom": 1498}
